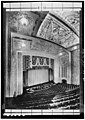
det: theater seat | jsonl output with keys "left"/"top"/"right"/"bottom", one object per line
{"left": 6, "top": 82, "right": 80, "bottom": 109}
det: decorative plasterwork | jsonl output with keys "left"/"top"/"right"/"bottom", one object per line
{"left": 54, "top": 11, "right": 80, "bottom": 36}
{"left": 12, "top": 36, "right": 67, "bottom": 56}
{"left": 59, "top": 54, "right": 69, "bottom": 65}
{"left": 37, "top": 12, "right": 79, "bottom": 48}
{"left": 8, "top": 11, "right": 39, "bottom": 36}
{"left": 8, "top": 11, "right": 79, "bottom": 48}
{"left": 23, "top": 55, "right": 54, "bottom": 71}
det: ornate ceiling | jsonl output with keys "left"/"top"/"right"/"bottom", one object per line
{"left": 8, "top": 10, "right": 80, "bottom": 48}
{"left": 53, "top": 11, "right": 80, "bottom": 36}
{"left": 8, "top": 11, "right": 39, "bottom": 36}
{"left": 37, "top": 11, "right": 80, "bottom": 48}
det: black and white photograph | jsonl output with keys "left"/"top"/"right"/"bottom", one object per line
{"left": 1, "top": 1, "right": 84, "bottom": 118}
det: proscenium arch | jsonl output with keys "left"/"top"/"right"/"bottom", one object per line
{"left": 7, "top": 32, "right": 71, "bottom": 97}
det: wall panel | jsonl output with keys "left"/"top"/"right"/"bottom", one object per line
{"left": 71, "top": 49, "right": 80, "bottom": 85}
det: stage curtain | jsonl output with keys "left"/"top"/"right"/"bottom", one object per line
{"left": 28, "top": 69, "right": 48, "bottom": 86}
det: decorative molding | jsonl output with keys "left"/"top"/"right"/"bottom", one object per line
{"left": 37, "top": 12, "right": 79, "bottom": 48}
{"left": 12, "top": 35, "right": 69, "bottom": 56}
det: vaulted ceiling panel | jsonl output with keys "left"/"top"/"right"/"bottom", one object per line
{"left": 37, "top": 11, "right": 80, "bottom": 48}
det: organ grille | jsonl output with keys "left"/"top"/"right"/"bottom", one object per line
{"left": 23, "top": 55, "right": 31, "bottom": 71}
{"left": 32, "top": 56, "right": 49, "bottom": 66}
{"left": 23, "top": 55, "right": 54, "bottom": 71}
{"left": 62, "top": 63, "right": 67, "bottom": 78}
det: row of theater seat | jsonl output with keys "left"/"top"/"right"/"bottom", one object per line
{"left": 7, "top": 82, "right": 80, "bottom": 109}
{"left": 24, "top": 81, "right": 55, "bottom": 93}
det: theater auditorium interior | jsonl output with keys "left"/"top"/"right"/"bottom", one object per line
{"left": 2, "top": 2, "right": 83, "bottom": 112}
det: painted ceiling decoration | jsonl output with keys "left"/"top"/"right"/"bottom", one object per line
{"left": 53, "top": 11, "right": 80, "bottom": 36}
{"left": 8, "top": 11, "right": 39, "bottom": 36}
{"left": 37, "top": 11, "right": 79, "bottom": 48}
{"left": 8, "top": 11, "right": 80, "bottom": 48}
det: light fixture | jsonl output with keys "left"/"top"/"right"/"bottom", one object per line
{"left": 21, "top": 43, "right": 26, "bottom": 47}
{"left": 73, "top": 46, "right": 77, "bottom": 50}
{"left": 20, "top": 15, "right": 28, "bottom": 26}
{"left": 59, "top": 52, "right": 63, "bottom": 56}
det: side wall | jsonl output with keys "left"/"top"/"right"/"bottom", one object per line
{"left": 71, "top": 48, "right": 80, "bottom": 85}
